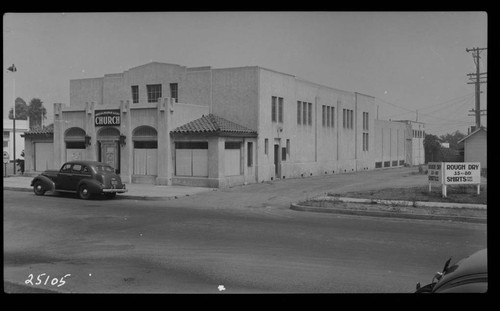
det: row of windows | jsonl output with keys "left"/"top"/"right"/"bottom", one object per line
{"left": 322, "top": 105, "right": 335, "bottom": 128}
{"left": 362, "top": 133, "right": 369, "bottom": 151}
{"left": 271, "top": 96, "right": 284, "bottom": 123}
{"left": 362, "top": 112, "right": 369, "bottom": 131}
{"left": 343, "top": 109, "right": 354, "bottom": 129}
{"left": 131, "top": 83, "right": 178, "bottom": 104}
{"left": 413, "top": 129, "right": 425, "bottom": 138}
{"left": 375, "top": 160, "right": 405, "bottom": 168}
{"left": 297, "top": 101, "right": 313, "bottom": 126}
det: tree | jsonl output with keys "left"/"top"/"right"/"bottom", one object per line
{"left": 424, "top": 134, "right": 442, "bottom": 163}
{"left": 27, "top": 98, "right": 47, "bottom": 130}
{"left": 8, "top": 97, "right": 28, "bottom": 120}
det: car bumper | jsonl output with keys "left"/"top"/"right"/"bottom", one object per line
{"left": 102, "top": 188, "right": 128, "bottom": 193}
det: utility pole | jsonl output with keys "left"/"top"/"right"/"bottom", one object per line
{"left": 466, "top": 47, "right": 487, "bottom": 129}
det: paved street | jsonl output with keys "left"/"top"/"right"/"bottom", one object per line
{"left": 3, "top": 168, "right": 487, "bottom": 293}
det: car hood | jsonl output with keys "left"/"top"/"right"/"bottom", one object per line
{"left": 434, "top": 248, "right": 487, "bottom": 290}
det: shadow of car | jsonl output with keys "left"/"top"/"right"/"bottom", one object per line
{"left": 415, "top": 248, "right": 487, "bottom": 293}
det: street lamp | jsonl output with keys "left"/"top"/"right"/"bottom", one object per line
{"left": 7, "top": 64, "right": 17, "bottom": 175}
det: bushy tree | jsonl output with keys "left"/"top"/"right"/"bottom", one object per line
{"left": 27, "top": 98, "right": 47, "bottom": 130}
{"left": 8, "top": 97, "right": 28, "bottom": 120}
{"left": 424, "top": 134, "right": 442, "bottom": 163}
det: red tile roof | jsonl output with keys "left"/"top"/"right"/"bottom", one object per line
{"left": 171, "top": 114, "right": 257, "bottom": 137}
{"left": 22, "top": 124, "right": 54, "bottom": 136}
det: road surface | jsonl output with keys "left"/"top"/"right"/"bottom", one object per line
{"left": 4, "top": 187, "right": 487, "bottom": 293}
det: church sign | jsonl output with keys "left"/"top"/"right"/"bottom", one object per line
{"left": 95, "top": 110, "right": 121, "bottom": 126}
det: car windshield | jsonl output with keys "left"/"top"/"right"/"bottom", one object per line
{"left": 95, "top": 165, "right": 115, "bottom": 173}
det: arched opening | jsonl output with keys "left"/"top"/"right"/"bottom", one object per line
{"left": 64, "top": 127, "right": 86, "bottom": 161}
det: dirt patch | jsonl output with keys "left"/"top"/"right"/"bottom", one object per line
{"left": 297, "top": 185, "right": 487, "bottom": 220}
{"left": 300, "top": 200, "right": 486, "bottom": 219}
{"left": 328, "top": 185, "right": 487, "bottom": 205}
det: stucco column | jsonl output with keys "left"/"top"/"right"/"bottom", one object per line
{"left": 120, "top": 100, "right": 132, "bottom": 183}
{"left": 85, "top": 102, "right": 96, "bottom": 161}
{"left": 208, "top": 136, "right": 224, "bottom": 187}
{"left": 156, "top": 97, "right": 172, "bottom": 185}
{"left": 53, "top": 103, "right": 65, "bottom": 169}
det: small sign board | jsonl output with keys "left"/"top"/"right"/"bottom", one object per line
{"left": 427, "top": 162, "right": 442, "bottom": 184}
{"left": 443, "top": 162, "right": 481, "bottom": 185}
{"left": 3, "top": 151, "right": 9, "bottom": 163}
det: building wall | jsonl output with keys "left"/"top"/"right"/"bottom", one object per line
{"left": 63, "top": 61, "right": 417, "bottom": 187}
{"left": 464, "top": 130, "right": 487, "bottom": 169}
{"left": 374, "top": 120, "right": 407, "bottom": 168}
{"left": 211, "top": 66, "right": 259, "bottom": 131}
{"left": 70, "top": 78, "right": 103, "bottom": 108}
{"left": 3, "top": 119, "right": 29, "bottom": 161}
{"left": 255, "top": 68, "right": 378, "bottom": 182}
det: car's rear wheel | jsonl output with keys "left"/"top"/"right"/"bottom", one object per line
{"left": 78, "top": 184, "right": 91, "bottom": 200}
{"left": 33, "top": 181, "right": 46, "bottom": 196}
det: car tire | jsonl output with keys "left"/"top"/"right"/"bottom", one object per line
{"left": 105, "top": 193, "right": 117, "bottom": 199}
{"left": 33, "top": 181, "right": 46, "bottom": 196}
{"left": 78, "top": 184, "right": 91, "bottom": 200}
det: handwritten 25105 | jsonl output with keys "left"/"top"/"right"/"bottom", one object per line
{"left": 25, "top": 273, "right": 71, "bottom": 288}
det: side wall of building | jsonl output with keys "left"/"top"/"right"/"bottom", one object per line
{"left": 373, "top": 120, "right": 407, "bottom": 168}
{"left": 464, "top": 131, "right": 487, "bottom": 169}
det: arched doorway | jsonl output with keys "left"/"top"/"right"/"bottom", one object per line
{"left": 97, "top": 127, "right": 120, "bottom": 173}
{"left": 132, "top": 126, "right": 158, "bottom": 179}
{"left": 64, "top": 127, "right": 86, "bottom": 162}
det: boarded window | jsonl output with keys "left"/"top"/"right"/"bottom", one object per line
{"left": 175, "top": 141, "right": 208, "bottom": 177}
{"left": 225, "top": 142, "right": 241, "bottom": 176}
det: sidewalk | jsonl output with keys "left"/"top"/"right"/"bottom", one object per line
{"left": 2, "top": 175, "right": 213, "bottom": 200}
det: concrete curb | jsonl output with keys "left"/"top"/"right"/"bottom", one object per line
{"left": 4, "top": 186, "right": 190, "bottom": 201}
{"left": 313, "top": 196, "right": 487, "bottom": 210}
{"left": 289, "top": 203, "right": 487, "bottom": 224}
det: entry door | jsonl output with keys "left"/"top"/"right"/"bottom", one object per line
{"left": 274, "top": 144, "right": 280, "bottom": 179}
{"left": 100, "top": 141, "right": 119, "bottom": 173}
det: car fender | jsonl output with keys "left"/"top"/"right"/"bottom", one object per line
{"left": 76, "top": 178, "right": 103, "bottom": 194}
{"left": 31, "top": 175, "right": 56, "bottom": 192}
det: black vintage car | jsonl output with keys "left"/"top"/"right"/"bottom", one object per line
{"left": 416, "top": 248, "right": 487, "bottom": 293}
{"left": 31, "top": 161, "right": 127, "bottom": 199}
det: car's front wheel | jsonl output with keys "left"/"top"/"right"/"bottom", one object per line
{"left": 33, "top": 181, "right": 46, "bottom": 196}
{"left": 78, "top": 184, "right": 91, "bottom": 200}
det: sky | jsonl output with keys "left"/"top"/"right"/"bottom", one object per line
{"left": 3, "top": 11, "right": 488, "bottom": 135}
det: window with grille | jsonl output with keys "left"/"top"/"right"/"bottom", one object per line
{"left": 146, "top": 84, "right": 162, "bottom": 103}
{"left": 131, "top": 85, "right": 139, "bottom": 103}
{"left": 170, "top": 83, "right": 178, "bottom": 102}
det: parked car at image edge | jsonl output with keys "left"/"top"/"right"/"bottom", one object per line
{"left": 30, "top": 160, "right": 127, "bottom": 199}
{"left": 415, "top": 248, "right": 487, "bottom": 293}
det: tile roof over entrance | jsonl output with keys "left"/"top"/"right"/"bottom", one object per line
{"left": 171, "top": 114, "right": 257, "bottom": 137}
{"left": 21, "top": 123, "right": 54, "bottom": 137}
